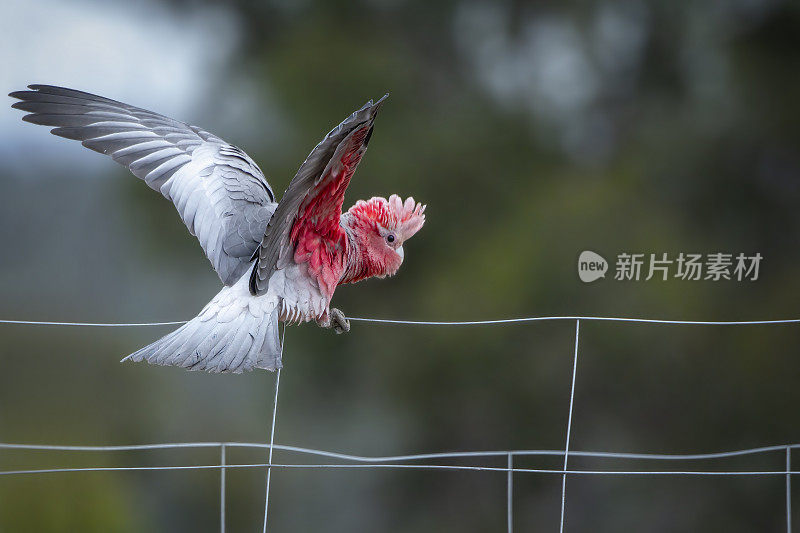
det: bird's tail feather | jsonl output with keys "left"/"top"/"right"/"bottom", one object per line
{"left": 122, "top": 274, "right": 282, "bottom": 373}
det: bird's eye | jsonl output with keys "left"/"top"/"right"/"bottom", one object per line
{"left": 386, "top": 234, "right": 396, "bottom": 244}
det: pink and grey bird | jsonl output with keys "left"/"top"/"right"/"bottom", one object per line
{"left": 10, "top": 85, "right": 425, "bottom": 372}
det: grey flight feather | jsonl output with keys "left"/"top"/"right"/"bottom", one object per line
{"left": 122, "top": 287, "right": 282, "bottom": 374}
{"left": 249, "top": 94, "right": 387, "bottom": 295}
{"left": 9, "top": 84, "right": 276, "bottom": 285}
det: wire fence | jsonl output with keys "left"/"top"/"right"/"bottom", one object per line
{"left": 1, "top": 314, "right": 799, "bottom": 532}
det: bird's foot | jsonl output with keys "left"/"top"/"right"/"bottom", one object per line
{"left": 329, "top": 308, "right": 350, "bottom": 334}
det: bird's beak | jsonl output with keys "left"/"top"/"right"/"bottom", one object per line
{"left": 396, "top": 245, "right": 404, "bottom": 261}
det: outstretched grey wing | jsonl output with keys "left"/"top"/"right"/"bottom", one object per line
{"left": 249, "top": 94, "right": 387, "bottom": 295}
{"left": 10, "top": 84, "right": 276, "bottom": 285}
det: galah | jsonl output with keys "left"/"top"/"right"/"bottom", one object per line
{"left": 10, "top": 85, "right": 425, "bottom": 373}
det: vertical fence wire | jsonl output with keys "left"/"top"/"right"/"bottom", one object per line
{"left": 560, "top": 320, "right": 581, "bottom": 533}
{"left": 507, "top": 452, "right": 513, "bottom": 533}
{"left": 788, "top": 446, "right": 793, "bottom": 533}
{"left": 262, "top": 369, "right": 282, "bottom": 533}
{"left": 220, "top": 444, "right": 226, "bottom": 533}
{"left": 262, "top": 324, "right": 286, "bottom": 533}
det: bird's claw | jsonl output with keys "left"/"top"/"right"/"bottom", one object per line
{"left": 330, "top": 308, "right": 350, "bottom": 334}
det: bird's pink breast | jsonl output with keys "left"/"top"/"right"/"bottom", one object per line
{"left": 292, "top": 223, "right": 346, "bottom": 300}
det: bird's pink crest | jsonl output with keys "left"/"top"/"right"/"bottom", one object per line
{"left": 348, "top": 194, "right": 426, "bottom": 241}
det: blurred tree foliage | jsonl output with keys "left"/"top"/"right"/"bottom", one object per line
{"left": 2, "top": 0, "right": 800, "bottom": 531}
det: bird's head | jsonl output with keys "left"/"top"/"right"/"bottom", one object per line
{"left": 344, "top": 194, "right": 426, "bottom": 280}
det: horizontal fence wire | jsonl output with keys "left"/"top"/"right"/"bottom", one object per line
{"left": 1, "top": 313, "right": 797, "bottom": 531}
{"left": 2, "top": 317, "right": 800, "bottom": 327}
{"left": 3, "top": 442, "right": 799, "bottom": 460}
{"left": 1, "top": 442, "right": 799, "bottom": 477}
{"left": 2, "top": 465, "right": 799, "bottom": 476}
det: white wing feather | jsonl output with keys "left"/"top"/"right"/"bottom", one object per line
{"left": 10, "top": 84, "right": 276, "bottom": 285}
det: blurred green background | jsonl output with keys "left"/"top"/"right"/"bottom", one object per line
{"left": 1, "top": 0, "right": 800, "bottom": 531}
